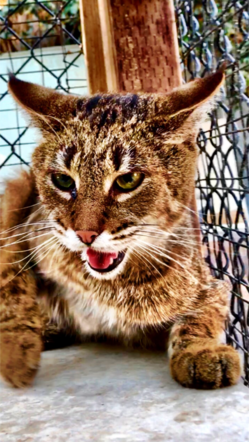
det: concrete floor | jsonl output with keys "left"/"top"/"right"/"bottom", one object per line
{"left": 0, "top": 344, "right": 249, "bottom": 442}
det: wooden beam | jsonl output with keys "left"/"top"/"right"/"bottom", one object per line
{"left": 98, "top": 0, "right": 118, "bottom": 92}
{"left": 80, "top": 0, "right": 201, "bottom": 257}
{"left": 110, "top": 0, "right": 182, "bottom": 93}
{"left": 80, "top": 0, "right": 182, "bottom": 94}
{"left": 79, "top": 0, "right": 107, "bottom": 94}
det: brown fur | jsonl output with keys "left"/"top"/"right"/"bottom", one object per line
{"left": 0, "top": 73, "right": 241, "bottom": 388}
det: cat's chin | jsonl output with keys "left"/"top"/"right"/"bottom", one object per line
{"left": 82, "top": 249, "right": 128, "bottom": 280}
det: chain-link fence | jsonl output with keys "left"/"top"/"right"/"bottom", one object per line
{"left": 0, "top": 0, "right": 86, "bottom": 183}
{"left": 175, "top": 0, "right": 249, "bottom": 386}
{"left": 0, "top": 0, "right": 248, "bottom": 386}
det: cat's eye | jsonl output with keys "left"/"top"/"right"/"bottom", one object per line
{"left": 52, "top": 173, "right": 75, "bottom": 191}
{"left": 115, "top": 172, "right": 144, "bottom": 192}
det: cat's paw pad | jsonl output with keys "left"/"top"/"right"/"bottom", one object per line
{"left": 170, "top": 343, "right": 241, "bottom": 389}
{"left": 0, "top": 328, "right": 42, "bottom": 388}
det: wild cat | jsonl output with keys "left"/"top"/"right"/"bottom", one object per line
{"left": 0, "top": 72, "right": 241, "bottom": 388}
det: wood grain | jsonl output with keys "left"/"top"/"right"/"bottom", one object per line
{"left": 79, "top": 0, "right": 107, "bottom": 94}
{"left": 98, "top": 0, "right": 118, "bottom": 92}
{"left": 110, "top": 0, "right": 182, "bottom": 93}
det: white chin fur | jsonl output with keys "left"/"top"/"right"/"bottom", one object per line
{"left": 81, "top": 250, "right": 129, "bottom": 280}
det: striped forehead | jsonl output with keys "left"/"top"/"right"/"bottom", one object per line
{"left": 55, "top": 141, "right": 137, "bottom": 175}
{"left": 54, "top": 145, "right": 79, "bottom": 172}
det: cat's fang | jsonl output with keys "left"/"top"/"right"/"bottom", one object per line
{"left": 86, "top": 249, "right": 125, "bottom": 272}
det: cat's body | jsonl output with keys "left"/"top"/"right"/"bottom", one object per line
{"left": 0, "top": 73, "right": 241, "bottom": 388}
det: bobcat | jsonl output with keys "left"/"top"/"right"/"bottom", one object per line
{"left": 0, "top": 72, "right": 241, "bottom": 388}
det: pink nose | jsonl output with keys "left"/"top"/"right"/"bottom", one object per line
{"left": 76, "top": 230, "right": 98, "bottom": 245}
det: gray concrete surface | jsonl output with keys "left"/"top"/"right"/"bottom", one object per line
{"left": 0, "top": 344, "right": 248, "bottom": 442}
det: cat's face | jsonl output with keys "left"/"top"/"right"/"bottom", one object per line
{"left": 8, "top": 73, "right": 224, "bottom": 280}
{"left": 33, "top": 107, "right": 197, "bottom": 280}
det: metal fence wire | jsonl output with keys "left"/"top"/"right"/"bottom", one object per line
{"left": 0, "top": 0, "right": 86, "bottom": 175}
{"left": 0, "top": 0, "right": 248, "bottom": 386}
{"left": 175, "top": 0, "right": 249, "bottom": 386}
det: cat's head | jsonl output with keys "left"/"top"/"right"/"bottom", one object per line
{"left": 8, "top": 73, "right": 224, "bottom": 280}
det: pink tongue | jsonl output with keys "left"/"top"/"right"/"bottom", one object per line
{"left": 86, "top": 248, "right": 118, "bottom": 270}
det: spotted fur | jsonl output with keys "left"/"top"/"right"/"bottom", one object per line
{"left": 0, "top": 73, "right": 241, "bottom": 388}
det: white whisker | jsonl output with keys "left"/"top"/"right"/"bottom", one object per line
{"left": 176, "top": 201, "right": 203, "bottom": 217}
{"left": 4, "top": 202, "right": 41, "bottom": 212}
{"left": 1, "top": 238, "right": 55, "bottom": 254}
{"left": 23, "top": 238, "right": 60, "bottom": 274}
{"left": 0, "top": 221, "right": 54, "bottom": 236}
{"left": 133, "top": 247, "right": 164, "bottom": 278}
{"left": 134, "top": 232, "right": 195, "bottom": 246}
{"left": 0, "top": 227, "right": 53, "bottom": 241}
{"left": 1, "top": 237, "right": 56, "bottom": 265}
{"left": 136, "top": 240, "right": 198, "bottom": 283}
{"left": 135, "top": 234, "right": 195, "bottom": 250}
{"left": 0, "top": 231, "right": 54, "bottom": 249}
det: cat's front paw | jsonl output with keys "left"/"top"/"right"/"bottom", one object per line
{"left": 170, "top": 343, "right": 241, "bottom": 389}
{"left": 0, "top": 327, "right": 42, "bottom": 388}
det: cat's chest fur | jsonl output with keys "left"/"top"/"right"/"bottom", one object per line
{"left": 35, "top": 246, "right": 137, "bottom": 338}
{"left": 64, "top": 286, "right": 123, "bottom": 335}
{"left": 34, "top": 235, "right": 200, "bottom": 341}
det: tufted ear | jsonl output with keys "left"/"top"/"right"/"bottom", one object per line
{"left": 8, "top": 74, "right": 79, "bottom": 132}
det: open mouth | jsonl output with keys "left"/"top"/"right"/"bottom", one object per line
{"left": 86, "top": 248, "right": 126, "bottom": 273}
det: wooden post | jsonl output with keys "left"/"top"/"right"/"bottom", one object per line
{"left": 80, "top": 0, "right": 201, "bottom": 254}
{"left": 80, "top": 0, "right": 182, "bottom": 94}
{"left": 98, "top": 0, "right": 118, "bottom": 92}
{"left": 110, "top": 0, "right": 182, "bottom": 93}
{"left": 79, "top": 0, "right": 107, "bottom": 94}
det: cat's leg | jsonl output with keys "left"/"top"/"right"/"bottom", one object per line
{"left": 42, "top": 321, "right": 78, "bottom": 350}
{"left": 168, "top": 283, "right": 241, "bottom": 389}
{"left": 37, "top": 286, "right": 80, "bottom": 350}
{"left": 0, "top": 267, "right": 42, "bottom": 387}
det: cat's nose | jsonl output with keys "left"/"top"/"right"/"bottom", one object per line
{"left": 76, "top": 230, "right": 98, "bottom": 245}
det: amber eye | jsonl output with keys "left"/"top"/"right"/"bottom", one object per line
{"left": 52, "top": 173, "right": 75, "bottom": 191}
{"left": 115, "top": 172, "right": 144, "bottom": 192}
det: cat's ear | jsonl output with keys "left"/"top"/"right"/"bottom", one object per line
{"left": 8, "top": 74, "right": 79, "bottom": 132}
{"left": 167, "top": 71, "right": 224, "bottom": 117}
{"left": 153, "top": 71, "right": 225, "bottom": 143}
